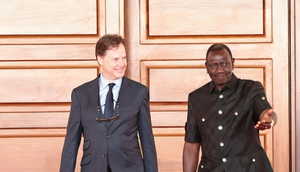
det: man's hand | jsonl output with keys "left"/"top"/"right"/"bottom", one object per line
{"left": 254, "top": 109, "right": 277, "bottom": 130}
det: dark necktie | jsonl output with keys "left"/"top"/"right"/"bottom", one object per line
{"left": 104, "top": 83, "right": 115, "bottom": 125}
{"left": 104, "top": 83, "right": 114, "bottom": 167}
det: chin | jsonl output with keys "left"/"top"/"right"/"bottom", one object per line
{"left": 213, "top": 79, "right": 228, "bottom": 86}
{"left": 214, "top": 76, "right": 229, "bottom": 82}
{"left": 115, "top": 73, "right": 125, "bottom": 79}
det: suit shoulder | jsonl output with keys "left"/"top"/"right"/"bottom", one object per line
{"left": 189, "top": 82, "right": 210, "bottom": 97}
{"left": 125, "top": 77, "right": 148, "bottom": 90}
{"left": 238, "top": 78, "right": 263, "bottom": 88}
{"left": 73, "top": 77, "right": 97, "bottom": 92}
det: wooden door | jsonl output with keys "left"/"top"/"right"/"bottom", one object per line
{"left": 124, "top": 0, "right": 289, "bottom": 171}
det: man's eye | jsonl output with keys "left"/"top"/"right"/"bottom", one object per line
{"left": 221, "top": 62, "right": 228, "bottom": 67}
{"left": 211, "top": 64, "right": 218, "bottom": 68}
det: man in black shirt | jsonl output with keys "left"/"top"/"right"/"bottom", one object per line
{"left": 183, "top": 43, "right": 277, "bottom": 172}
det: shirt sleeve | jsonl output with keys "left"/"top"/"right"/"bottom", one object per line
{"left": 184, "top": 94, "right": 202, "bottom": 143}
{"left": 252, "top": 81, "right": 272, "bottom": 122}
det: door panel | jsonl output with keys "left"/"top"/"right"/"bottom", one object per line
{"left": 140, "top": 0, "right": 272, "bottom": 43}
{"left": 0, "top": 130, "right": 83, "bottom": 172}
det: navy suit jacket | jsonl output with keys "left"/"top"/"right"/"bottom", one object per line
{"left": 60, "top": 76, "right": 158, "bottom": 172}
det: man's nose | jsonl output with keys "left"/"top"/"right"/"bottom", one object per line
{"left": 216, "top": 64, "right": 224, "bottom": 72}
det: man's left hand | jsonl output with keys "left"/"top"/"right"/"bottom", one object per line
{"left": 255, "top": 109, "right": 276, "bottom": 130}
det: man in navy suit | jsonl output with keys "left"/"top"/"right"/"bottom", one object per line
{"left": 60, "top": 34, "right": 158, "bottom": 172}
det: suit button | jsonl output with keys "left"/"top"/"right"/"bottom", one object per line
{"left": 201, "top": 165, "right": 204, "bottom": 168}
{"left": 252, "top": 158, "right": 256, "bottom": 162}
{"left": 219, "top": 94, "right": 224, "bottom": 99}
{"left": 222, "top": 158, "right": 227, "bottom": 162}
{"left": 106, "top": 135, "right": 111, "bottom": 138}
{"left": 218, "top": 110, "right": 223, "bottom": 115}
{"left": 103, "top": 154, "right": 107, "bottom": 157}
{"left": 220, "top": 142, "right": 224, "bottom": 147}
{"left": 218, "top": 126, "right": 223, "bottom": 130}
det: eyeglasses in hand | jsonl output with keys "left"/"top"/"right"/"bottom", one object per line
{"left": 96, "top": 102, "right": 120, "bottom": 123}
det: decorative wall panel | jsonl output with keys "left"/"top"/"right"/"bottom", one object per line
{"left": 0, "top": 112, "right": 69, "bottom": 129}
{"left": 0, "top": 45, "right": 95, "bottom": 61}
{"left": 151, "top": 111, "right": 186, "bottom": 127}
{"left": 0, "top": 131, "right": 83, "bottom": 172}
{"left": 149, "top": 0, "right": 263, "bottom": 35}
{"left": 140, "top": 0, "right": 272, "bottom": 44}
{"left": 155, "top": 137, "right": 185, "bottom": 172}
{"left": 0, "top": 0, "right": 96, "bottom": 35}
{"left": 0, "top": 61, "right": 99, "bottom": 103}
{"left": 0, "top": 0, "right": 105, "bottom": 44}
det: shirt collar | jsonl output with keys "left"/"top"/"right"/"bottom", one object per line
{"left": 208, "top": 73, "right": 238, "bottom": 93}
{"left": 99, "top": 73, "right": 122, "bottom": 89}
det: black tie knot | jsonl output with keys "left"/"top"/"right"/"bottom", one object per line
{"left": 108, "top": 83, "right": 115, "bottom": 90}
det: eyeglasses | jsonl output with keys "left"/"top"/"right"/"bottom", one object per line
{"left": 208, "top": 62, "right": 229, "bottom": 70}
{"left": 96, "top": 103, "right": 120, "bottom": 123}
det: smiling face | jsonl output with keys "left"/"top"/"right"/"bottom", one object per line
{"left": 97, "top": 43, "right": 127, "bottom": 82}
{"left": 205, "top": 48, "right": 235, "bottom": 91}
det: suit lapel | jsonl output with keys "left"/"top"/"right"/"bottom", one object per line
{"left": 88, "top": 76, "right": 105, "bottom": 120}
{"left": 118, "top": 77, "right": 132, "bottom": 111}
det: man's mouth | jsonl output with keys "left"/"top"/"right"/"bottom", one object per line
{"left": 115, "top": 68, "right": 125, "bottom": 72}
{"left": 215, "top": 74, "right": 226, "bottom": 79}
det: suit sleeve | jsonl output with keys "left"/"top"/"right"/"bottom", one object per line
{"left": 138, "top": 88, "right": 158, "bottom": 172}
{"left": 60, "top": 89, "right": 83, "bottom": 172}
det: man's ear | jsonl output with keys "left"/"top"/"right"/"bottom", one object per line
{"left": 231, "top": 58, "right": 235, "bottom": 70}
{"left": 205, "top": 62, "right": 209, "bottom": 74}
{"left": 96, "top": 55, "right": 103, "bottom": 65}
